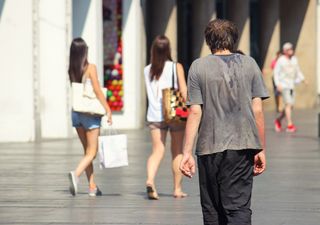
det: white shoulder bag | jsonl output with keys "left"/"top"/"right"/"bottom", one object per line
{"left": 71, "top": 76, "right": 107, "bottom": 116}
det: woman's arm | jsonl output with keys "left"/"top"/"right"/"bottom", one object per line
{"left": 176, "top": 63, "right": 187, "bottom": 101}
{"left": 88, "top": 64, "right": 112, "bottom": 123}
{"left": 273, "top": 58, "right": 282, "bottom": 91}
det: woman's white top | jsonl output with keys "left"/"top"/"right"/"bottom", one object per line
{"left": 144, "top": 61, "right": 178, "bottom": 122}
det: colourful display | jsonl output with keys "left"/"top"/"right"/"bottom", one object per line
{"left": 103, "top": 0, "right": 123, "bottom": 112}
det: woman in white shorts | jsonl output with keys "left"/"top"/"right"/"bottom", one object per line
{"left": 144, "top": 35, "right": 187, "bottom": 200}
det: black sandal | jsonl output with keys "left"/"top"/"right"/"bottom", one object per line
{"left": 146, "top": 185, "right": 159, "bottom": 200}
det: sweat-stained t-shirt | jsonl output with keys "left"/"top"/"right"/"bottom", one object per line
{"left": 187, "top": 53, "right": 269, "bottom": 156}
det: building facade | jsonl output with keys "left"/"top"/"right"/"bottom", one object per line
{"left": 0, "top": 0, "right": 319, "bottom": 142}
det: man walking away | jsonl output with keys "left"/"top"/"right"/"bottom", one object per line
{"left": 180, "top": 19, "right": 269, "bottom": 225}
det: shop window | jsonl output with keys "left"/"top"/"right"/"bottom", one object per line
{"left": 103, "top": 0, "right": 123, "bottom": 112}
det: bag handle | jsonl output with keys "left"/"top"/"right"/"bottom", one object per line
{"left": 172, "top": 62, "right": 179, "bottom": 90}
{"left": 106, "top": 125, "right": 118, "bottom": 135}
{"left": 101, "top": 117, "right": 118, "bottom": 135}
{"left": 101, "top": 126, "right": 118, "bottom": 136}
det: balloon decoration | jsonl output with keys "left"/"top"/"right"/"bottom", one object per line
{"left": 103, "top": 0, "right": 123, "bottom": 112}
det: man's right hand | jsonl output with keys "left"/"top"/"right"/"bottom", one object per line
{"left": 254, "top": 151, "right": 266, "bottom": 176}
{"left": 180, "top": 153, "right": 196, "bottom": 178}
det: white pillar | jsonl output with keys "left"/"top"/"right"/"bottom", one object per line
{"left": 165, "top": 4, "right": 177, "bottom": 61}
{"left": 112, "top": 0, "right": 146, "bottom": 129}
{"left": 280, "top": 0, "right": 317, "bottom": 108}
{"left": 0, "top": 0, "right": 35, "bottom": 142}
{"left": 38, "top": 0, "right": 72, "bottom": 138}
{"left": 72, "top": 0, "right": 104, "bottom": 82}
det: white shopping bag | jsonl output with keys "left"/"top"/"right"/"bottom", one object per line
{"left": 98, "top": 131, "right": 128, "bottom": 169}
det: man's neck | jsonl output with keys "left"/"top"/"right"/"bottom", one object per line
{"left": 214, "top": 49, "right": 232, "bottom": 55}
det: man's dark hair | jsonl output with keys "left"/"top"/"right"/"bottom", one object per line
{"left": 205, "top": 19, "right": 239, "bottom": 53}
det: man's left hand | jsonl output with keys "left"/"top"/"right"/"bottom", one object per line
{"left": 254, "top": 151, "right": 266, "bottom": 176}
{"left": 180, "top": 153, "right": 196, "bottom": 178}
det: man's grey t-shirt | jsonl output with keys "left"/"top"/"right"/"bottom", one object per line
{"left": 187, "top": 54, "right": 269, "bottom": 156}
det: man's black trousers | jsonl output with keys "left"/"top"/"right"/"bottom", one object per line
{"left": 197, "top": 150, "right": 255, "bottom": 225}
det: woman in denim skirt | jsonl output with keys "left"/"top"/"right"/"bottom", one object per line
{"left": 67, "top": 38, "right": 112, "bottom": 197}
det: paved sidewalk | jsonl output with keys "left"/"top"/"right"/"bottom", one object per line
{"left": 0, "top": 110, "right": 319, "bottom": 225}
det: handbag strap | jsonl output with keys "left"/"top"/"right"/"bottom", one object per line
{"left": 101, "top": 122, "right": 118, "bottom": 135}
{"left": 171, "top": 62, "right": 176, "bottom": 90}
{"left": 82, "top": 74, "right": 93, "bottom": 91}
{"left": 82, "top": 74, "right": 89, "bottom": 84}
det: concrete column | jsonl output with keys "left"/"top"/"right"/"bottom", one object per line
{"left": 191, "top": 0, "right": 216, "bottom": 58}
{"left": 72, "top": 0, "right": 104, "bottom": 82}
{"left": 259, "top": 0, "right": 280, "bottom": 111}
{"left": 227, "top": 0, "right": 250, "bottom": 54}
{"left": 317, "top": 0, "right": 320, "bottom": 96}
{"left": 165, "top": 3, "right": 177, "bottom": 61}
{"left": 260, "top": 0, "right": 280, "bottom": 70}
{"left": 147, "top": 0, "right": 177, "bottom": 61}
{"left": 113, "top": 0, "right": 146, "bottom": 129}
{"left": 0, "top": 0, "right": 35, "bottom": 142}
{"left": 280, "top": 0, "right": 317, "bottom": 108}
{"left": 38, "top": 0, "right": 72, "bottom": 138}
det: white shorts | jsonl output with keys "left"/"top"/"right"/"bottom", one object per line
{"left": 281, "top": 89, "right": 295, "bottom": 105}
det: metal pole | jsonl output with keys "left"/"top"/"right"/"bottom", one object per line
{"left": 317, "top": 0, "right": 320, "bottom": 99}
{"left": 32, "top": 0, "right": 42, "bottom": 142}
{"left": 318, "top": 113, "right": 320, "bottom": 137}
{"left": 317, "top": 0, "right": 320, "bottom": 137}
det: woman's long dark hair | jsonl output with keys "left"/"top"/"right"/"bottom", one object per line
{"left": 150, "top": 35, "right": 172, "bottom": 81}
{"left": 68, "top": 38, "right": 89, "bottom": 83}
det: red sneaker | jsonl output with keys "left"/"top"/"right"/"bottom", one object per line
{"left": 274, "top": 119, "right": 282, "bottom": 132}
{"left": 286, "top": 124, "right": 297, "bottom": 133}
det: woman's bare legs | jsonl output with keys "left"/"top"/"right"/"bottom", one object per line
{"left": 275, "top": 95, "right": 280, "bottom": 112}
{"left": 75, "top": 127, "right": 99, "bottom": 189}
{"left": 170, "top": 130, "right": 187, "bottom": 198}
{"left": 277, "top": 104, "right": 293, "bottom": 126}
{"left": 146, "top": 129, "right": 167, "bottom": 198}
{"left": 285, "top": 104, "right": 293, "bottom": 126}
{"left": 75, "top": 127, "right": 96, "bottom": 189}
